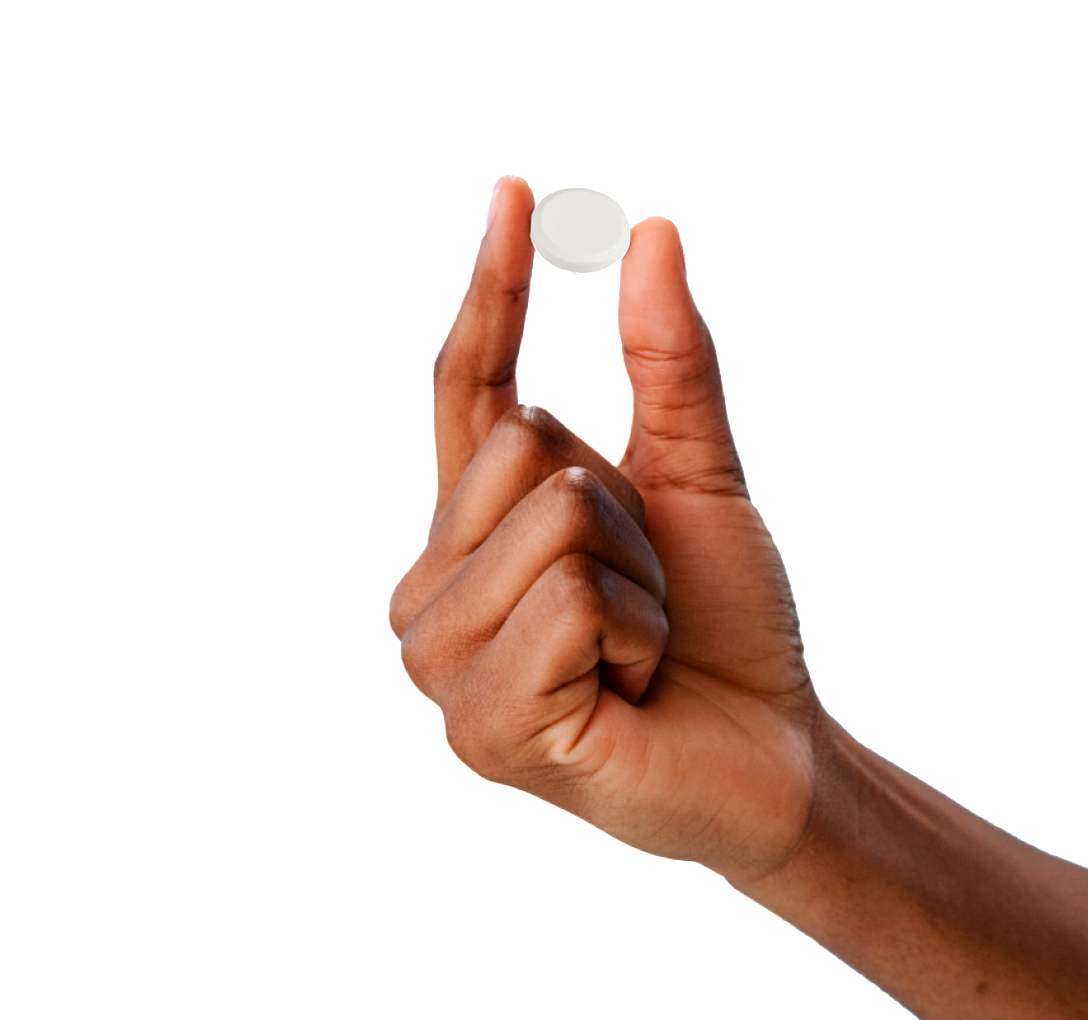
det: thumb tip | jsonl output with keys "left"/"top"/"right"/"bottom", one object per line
{"left": 620, "top": 217, "right": 694, "bottom": 318}
{"left": 624, "top": 217, "right": 687, "bottom": 278}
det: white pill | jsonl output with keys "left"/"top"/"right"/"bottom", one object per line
{"left": 530, "top": 188, "right": 631, "bottom": 273}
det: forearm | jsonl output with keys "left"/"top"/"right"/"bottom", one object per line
{"left": 723, "top": 710, "right": 1088, "bottom": 1019}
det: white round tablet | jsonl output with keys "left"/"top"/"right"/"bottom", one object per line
{"left": 530, "top": 188, "right": 631, "bottom": 273}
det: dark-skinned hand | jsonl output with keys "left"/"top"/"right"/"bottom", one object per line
{"left": 389, "top": 176, "right": 820, "bottom": 886}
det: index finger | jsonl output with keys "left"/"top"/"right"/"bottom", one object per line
{"left": 433, "top": 176, "right": 536, "bottom": 519}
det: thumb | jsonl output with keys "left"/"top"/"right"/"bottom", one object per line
{"left": 617, "top": 217, "right": 747, "bottom": 498}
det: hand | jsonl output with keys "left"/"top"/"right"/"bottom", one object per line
{"left": 389, "top": 177, "right": 823, "bottom": 885}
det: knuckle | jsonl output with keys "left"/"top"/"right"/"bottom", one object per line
{"left": 498, "top": 409, "right": 647, "bottom": 532}
{"left": 400, "top": 621, "right": 506, "bottom": 777}
{"left": 389, "top": 570, "right": 430, "bottom": 644}
{"left": 443, "top": 716, "right": 483, "bottom": 773}
{"left": 498, "top": 403, "right": 569, "bottom": 455}
{"left": 444, "top": 701, "right": 509, "bottom": 782}
{"left": 398, "top": 619, "right": 431, "bottom": 686}
{"left": 551, "top": 466, "right": 616, "bottom": 535}
{"left": 552, "top": 463, "right": 603, "bottom": 510}
{"left": 398, "top": 614, "right": 455, "bottom": 700}
{"left": 549, "top": 553, "right": 607, "bottom": 624}
{"left": 512, "top": 402, "right": 557, "bottom": 430}
{"left": 388, "top": 580, "right": 413, "bottom": 638}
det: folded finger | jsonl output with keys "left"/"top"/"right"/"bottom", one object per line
{"left": 429, "top": 403, "right": 646, "bottom": 554}
{"left": 441, "top": 466, "right": 666, "bottom": 648}
{"left": 443, "top": 552, "right": 668, "bottom": 780}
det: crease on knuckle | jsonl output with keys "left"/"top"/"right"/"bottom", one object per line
{"left": 635, "top": 450, "right": 748, "bottom": 498}
{"left": 434, "top": 346, "right": 519, "bottom": 390}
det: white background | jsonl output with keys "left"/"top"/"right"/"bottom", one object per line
{"left": 2, "top": 2, "right": 1086, "bottom": 1017}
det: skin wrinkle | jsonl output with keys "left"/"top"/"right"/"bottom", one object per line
{"left": 529, "top": 668, "right": 601, "bottom": 760}
{"left": 434, "top": 317, "right": 521, "bottom": 384}
{"left": 632, "top": 459, "right": 747, "bottom": 496}
{"left": 652, "top": 671, "right": 762, "bottom": 750}
{"left": 724, "top": 704, "right": 827, "bottom": 890}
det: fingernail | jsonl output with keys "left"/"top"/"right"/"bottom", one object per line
{"left": 486, "top": 177, "right": 504, "bottom": 233}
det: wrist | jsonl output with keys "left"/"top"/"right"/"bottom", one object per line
{"left": 719, "top": 707, "right": 1088, "bottom": 1018}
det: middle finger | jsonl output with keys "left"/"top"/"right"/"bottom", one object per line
{"left": 437, "top": 463, "right": 666, "bottom": 653}
{"left": 429, "top": 403, "right": 648, "bottom": 556}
